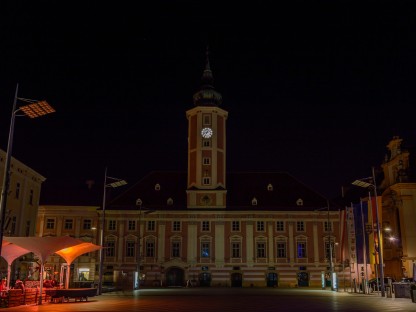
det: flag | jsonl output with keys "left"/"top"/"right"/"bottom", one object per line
{"left": 352, "top": 200, "right": 370, "bottom": 265}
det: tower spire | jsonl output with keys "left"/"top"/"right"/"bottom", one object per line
{"left": 193, "top": 47, "right": 222, "bottom": 107}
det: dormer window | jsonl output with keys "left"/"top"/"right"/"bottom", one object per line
{"left": 167, "top": 198, "right": 173, "bottom": 206}
{"left": 155, "top": 183, "right": 161, "bottom": 191}
{"left": 267, "top": 184, "right": 273, "bottom": 191}
{"left": 296, "top": 198, "right": 303, "bottom": 206}
{"left": 251, "top": 197, "right": 258, "bottom": 206}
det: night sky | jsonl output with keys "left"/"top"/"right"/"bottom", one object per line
{"left": 1, "top": 1, "right": 416, "bottom": 204}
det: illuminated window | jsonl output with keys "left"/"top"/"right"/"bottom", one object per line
{"left": 267, "top": 183, "right": 273, "bottom": 191}
{"left": 251, "top": 197, "right": 258, "bottom": 206}
{"left": 201, "top": 242, "right": 210, "bottom": 258}
{"left": 297, "top": 241, "right": 307, "bottom": 258}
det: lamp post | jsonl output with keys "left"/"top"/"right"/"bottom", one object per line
{"left": 97, "top": 168, "right": 127, "bottom": 295}
{"left": 316, "top": 200, "right": 334, "bottom": 290}
{"left": 0, "top": 84, "right": 55, "bottom": 258}
{"left": 352, "top": 167, "right": 385, "bottom": 297}
{"left": 135, "top": 198, "right": 142, "bottom": 289}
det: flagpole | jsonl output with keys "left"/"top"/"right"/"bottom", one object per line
{"left": 360, "top": 198, "right": 369, "bottom": 294}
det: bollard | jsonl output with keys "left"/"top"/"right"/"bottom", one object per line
{"left": 386, "top": 286, "right": 392, "bottom": 298}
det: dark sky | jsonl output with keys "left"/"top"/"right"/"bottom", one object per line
{"left": 1, "top": 1, "right": 416, "bottom": 203}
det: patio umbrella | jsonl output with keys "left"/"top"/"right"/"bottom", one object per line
{"left": 3, "top": 236, "right": 85, "bottom": 304}
{"left": 1, "top": 241, "right": 31, "bottom": 288}
{"left": 55, "top": 242, "right": 102, "bottom": 289}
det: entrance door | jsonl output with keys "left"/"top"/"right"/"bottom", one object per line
{"left": 267, "top": 272, "right": 278, "bottom": 287}
{"left": 297, "top": 272, "right": 309, "bottom": 287}
{"left": 231, "top": 273, "right": 242, "bottom": 287}
{"left": 166, "top": 267, "right": 185, "bottom": 287}
{"left": 199, "top": 272, "right": 211, "bottom": 287}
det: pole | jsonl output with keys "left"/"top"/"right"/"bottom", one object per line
{"left": 372, "top": 167, "right": 385, "bottom": 297}
{"left": 327, "top": 200, "right": 334, "bottom": 290}
{"left": 97, "top": 167, "right": 107, "bottom": 295}
{"left": 136, "top": 200, "right": 142, "bottom": 289}
{"left": 0, "top": 84, "right": 19, "bottom": 258}
{"left": 360, "top": 199, "right": 369, "bottom": 294}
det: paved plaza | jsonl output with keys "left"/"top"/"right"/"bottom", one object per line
{"left": 2, "top": 287, "right": 416, "bottom": 312}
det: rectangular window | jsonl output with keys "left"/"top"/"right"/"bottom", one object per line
{"left": 324, "top": 221, "right": 332, "bottom": 232}
{"left": 232, "top": 221, "right": 240, "bottom": 231}
{"left": 276, "top": 221, "right": 284, "bottom": 232}
{"left": 202, "top": 177, "right": 211, "bottom": 185}
{"left": 201, "top": 242, "right": 210, "bottom": 258}
{"left": 46, "top": 218, "right": 55, "bottom": 230}
{"left": 83, "top": 219, "right": 92, "bottom": 230}
{"left": 64, "top": 219, "right": 73, "bottom": 230}
{"left": 128, "top": 220, "right": 136, "bottom": 231}
{"left": 11, "top": 216, "right": 16, "bottom": 235}
{"left": 325, "top": 241, "right": 335, "bottom": 260}
{"left": 147, "top": 220, "right": 156, "bottom": 231}
{"left": 173, "top": 221, "right": 181, "bottom": 231}
{"left": 146, "top": 241, "right": 155, "bottom": 257}
{"left": 172, "top": 242, "right": 180, "bottom": 258}
{"left": 296, "top": 221, "right": 305, "bottom": 232}
{"left": 203, "top": 157, "right": 211, "bottom": 165}
{"left": 277, "top": 242, "right": 286, "bottom": 258}
{"left": 15, "top": 182, "right": 20, "bottom": 199}
{"left": 203, "top": 140, "right": 211, "bottom": 147}
{"left": 257, "top": 242, "right": 266, "bottom": 258}
{"left": 108, "top": 220, "right": 116, "bottom": 231}
{"left": 106, "top": 241, "right": 115, "bottom": 257}
{"left": 126, "top": 241, "right": 135, "bottom": 257}
{"left": 202, "top": 221, "right": 210, "bottom": 231}
{"left": 203, "top": 114, "right": 211, "bottom": 125}
{"left": 25, "top": 220, "right": 31, "bottom": 236}
{"left": 297, "top": 242, "right": 307, "bottom": 258}
{"left": 29, "top": 189, "right": 34, "bottom": 205}
{"left": 257, "top": 221, "right": 265, "bottom": 232}
{"left": 232, "top": 242, "right": 241, "bottom": 258}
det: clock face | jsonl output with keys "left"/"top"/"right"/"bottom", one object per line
{"left": 201, "top": 127, "right": 213, "bottom": 138}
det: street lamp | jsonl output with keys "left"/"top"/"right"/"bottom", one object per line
{"left": 316, "top": 200, "right": 335, "bottom": 290}
{"left": 352, "top": 167, "right": 385, "bottom": 297}
{"left": 0, "top": 84, "right": 55, "bottom": 258}
{"left": 97, "top": 168, "right": 127, "bottom": 295}
{"left": 135, "top": 198, "right": 142, "bottom": 289}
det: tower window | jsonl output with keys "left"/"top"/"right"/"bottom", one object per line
{"left": 203, "top": 114, "right": 211, "bottom": 125}
{"left": 203, "top": 140, "right": 211, "bottom": 147}
{"left": 203, "top": 157, "right": 211, "bottom": 165}
{"left": 203, "top": 177, "right": 211, "bottom": 185}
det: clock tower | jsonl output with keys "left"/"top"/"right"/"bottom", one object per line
{"left": 186, "top": 53, "right": 228, "bottom": 209}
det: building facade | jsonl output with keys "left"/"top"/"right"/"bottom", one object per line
{"left": 0, "top": 149, "right": 46, "bottom": 279}
{"left": 34, "top": 56, "right": 350, "bottom": 289}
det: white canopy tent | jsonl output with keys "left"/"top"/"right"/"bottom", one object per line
{"left": 2, "top": 236, "right": 101, "bottom": 304}
{"left": 0, "top": 241, "right": 31, "bottom": 288}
